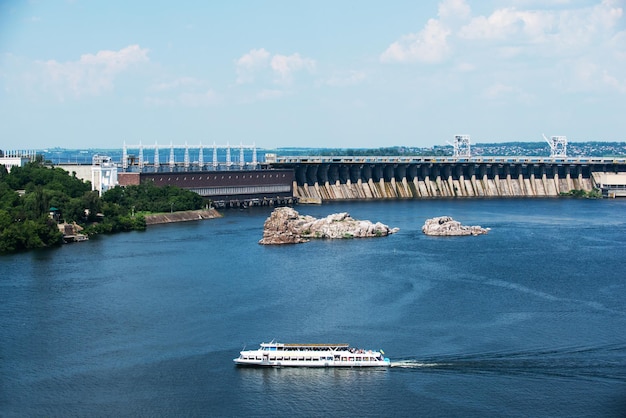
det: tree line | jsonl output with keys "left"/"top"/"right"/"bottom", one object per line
{"left": 0, "top": 162, "right": 205, "bottom": 253}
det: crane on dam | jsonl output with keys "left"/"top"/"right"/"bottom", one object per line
{"left": 543, "top": 134, "right": 568, "bottom": 158}
{"left": 449, "top": 135, "right": 471, "bottom": 158}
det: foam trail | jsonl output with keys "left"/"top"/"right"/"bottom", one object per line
{"left": 390, "top": 360, "right": 450, "bottom": 368}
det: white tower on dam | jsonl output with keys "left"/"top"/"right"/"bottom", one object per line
{"left": 452, "top": 135, "right": 471, "bottom": 158}
{"left": 544, "top": 134, "right": 567, "bottom": 158}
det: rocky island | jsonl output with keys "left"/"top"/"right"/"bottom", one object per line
{"left": 422, "top": 216, "right": 490, "bottom": 236}
{"left": 259, "top": 207, "right": 399, "bottom": 245}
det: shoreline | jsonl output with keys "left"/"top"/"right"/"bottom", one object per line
{"left": 143, "top": 208, "right": 222, "bottom": 225}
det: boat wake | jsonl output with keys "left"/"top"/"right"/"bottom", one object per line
{"left": 390, "top": 360, "right": 451, "bottom": 368}
{"left": 388, "top": 343, "right": 626, "bottom": 382}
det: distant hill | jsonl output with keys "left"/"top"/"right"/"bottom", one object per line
{"left": 30, "top": 141, "right": 626, "bottom": 165}
{"left": 274, "top": 142, "right": 626, "bottom": 158}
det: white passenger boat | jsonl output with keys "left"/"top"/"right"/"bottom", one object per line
{"left": 233, "top": 342, "right": 390, "bottom": 367}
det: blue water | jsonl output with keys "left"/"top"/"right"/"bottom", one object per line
{"left": 1, "top": 199, "right": 626, "bottom": 417}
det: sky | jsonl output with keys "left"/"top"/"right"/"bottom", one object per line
{"left": 1, "top": 0, "right": 625, "bottom": 150}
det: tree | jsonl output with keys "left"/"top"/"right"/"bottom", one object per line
{"left": 0, "top": 160, "right": 205, "bottom": 253}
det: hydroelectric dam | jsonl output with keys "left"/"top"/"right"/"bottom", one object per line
{"left": 100, "top": 142, "right": 626, "bottom": 205}
{"left": 264, "top": 155, "right": 626, "bottom": 201}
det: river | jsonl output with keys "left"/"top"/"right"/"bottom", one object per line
{"left": 1, "top": 199, "right": 625, "bottom": 417}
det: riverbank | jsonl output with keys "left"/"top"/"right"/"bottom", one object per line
{"left": 143, "top": 208, "right": 222, "bottom": 225}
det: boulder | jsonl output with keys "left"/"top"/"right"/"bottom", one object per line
{"left": 422, "top": 216, "right": 489, "bottom": 236}
{"left": 259, "top": 207, "right": 399, "bottom": 245}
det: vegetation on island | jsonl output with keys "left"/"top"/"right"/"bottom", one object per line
{"left": 0, "top": 161, "right": 205, "bottom": 253}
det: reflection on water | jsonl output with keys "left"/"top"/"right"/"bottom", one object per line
{"left": 238, "top": 365, "right": 390, "bottom": 389}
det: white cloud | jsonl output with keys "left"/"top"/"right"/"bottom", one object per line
{"left": 438, "top": 0, "right": 471, "bottom": 21}
{"left": 257, "top": 89, "right": 286, "bottom": 100}
{"left": 458, "top": 8, "right": 551, "bottom": 41}
{"left": 178, "top": 89, "right": 219, "bottom": 106}
{"left": 146, "top": 76, "right": 219, "bottom": 107}
{"left": 483, "top": 82, "right": 515, "bottom": 99}
{"left": 270, "top": 53, "right": 316, "bottom": 85}
{"left": 414, "top": 0, "right": 626, "bottom": 96}
{"left": 456, "top": 62, "right": 475, "bottom": 72}
{"left": 611, "top": 30, "right": 626, "bottom": 60}
{"left": 324, "top": 70, "right": 367, "bottom": 87}
{"left": 144, "top": 89, "right": 218, "bottom": 107}
{"left": 150, "top": 77, "right": 204, "bottom": 92}
{"left": 566, "top": 58, "right": 626, "bottom": 93}
{"left": 602, "top": 71, "right": 626, "bottom": 93}
{"left": 380, "top": 18, "right": 451, "bottom": 63}
{"left": 235, "top": 48, "right": 316, "bottom": 86}
{"left": 39, "top": 44, "right": 149, "bottom": 99}
{"left": 458, "top": 0, "right": 623, "bottom": 51}
{"left": 482, "top": 82, "right": 533, "bottom": 103}
{"left": 235, "top": 48, "right": 270, "bottom": 84}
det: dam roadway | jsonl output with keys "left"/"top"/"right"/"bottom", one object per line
{"left": 264, "top": 155, "right": 626, "bottom": 200}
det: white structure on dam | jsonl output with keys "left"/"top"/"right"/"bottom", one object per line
{"left": 122, "top": 142, "right": 259, "bottom": 171}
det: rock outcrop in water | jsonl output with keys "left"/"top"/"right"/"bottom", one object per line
{"left": 259, "top": 207, "right": 399, "bottom": 245}
{"left": 422, "top": 216, "right": 489, "bottom": 236}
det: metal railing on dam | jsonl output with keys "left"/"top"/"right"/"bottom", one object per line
{"left": 265, "top": 155, "right": 626, "bottom": 200}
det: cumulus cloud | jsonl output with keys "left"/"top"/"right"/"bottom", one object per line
{"left": 144, "top": 89, "right": 218, "bottom": 107}
{"left": 235, "top": 48, "right": 315, "bottom": 85}
{"left": 324, "top": 70, "right": 367, "bottom": 87}
{"left": 482, "top": 82, "right": 533, "bottom": 103}
{"left": 235, "top": 48, "right": 270, "bottom": 84}
{"left": 438, "top": 0, "right": 471, "bottom": 21}
{"left": 380, "top": 0, "right": 471, "bottom": 64}
{"left": 458, "top": 0, "right": 624, "bottom": 94}
{"left": 379, "top": 0, "right": 625, "bottom": 96}
{"left": 150, "top": 76, "right": 204, "bottom": 92}
{"left": 566, "top": 57, "right": 626, "bottom": 94}
{"left": 146, "top": 76, "right": 219, "bottom": 107}
{"left": 458, "top": 8, "right": 546, "bottom": 41}
{"left": 40, "top": 44, "right": 149, "bottom": 99}
{"left": 177, "top": 89, "right": 219, "bottom": 106}
{"left": 458, "top": 0, "right": 622, "bottom": 50}
{"left": 456, "top": 62, "right": 475, "bottom": 72}
{"left": 270, "top": 53, "right": 316, "bottom": 84}
{"left": 257, "top": 89, "right": 286, "bottom": 100}
{"left": 602, "top": 70, "right": 626, "bottom": 93}
{"left": 380, "top": 18, "right": 451, "bottom": 63}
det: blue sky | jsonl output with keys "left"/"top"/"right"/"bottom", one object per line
{"left": 1, "top": 0, "right": 625, "bottom": 150}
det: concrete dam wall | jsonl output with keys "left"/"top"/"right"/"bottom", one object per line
{"left": 267, "top": 158, "right": 620, "bottom": 200}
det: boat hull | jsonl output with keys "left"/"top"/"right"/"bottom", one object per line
{"left": 233, "top": 358, "right": 390, "bottom": 368}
